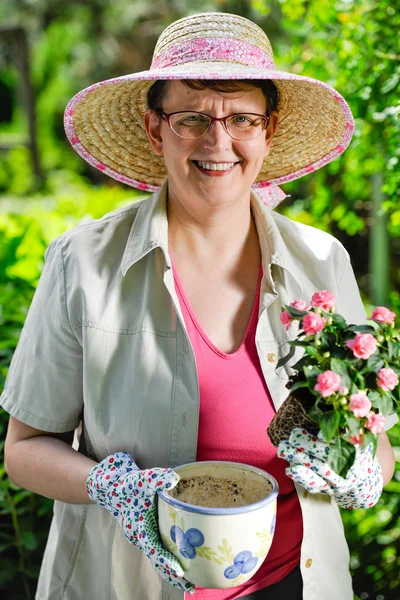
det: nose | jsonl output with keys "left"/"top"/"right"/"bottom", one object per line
{"left": 202, "top": 119, "right": 232, "bottom": 150}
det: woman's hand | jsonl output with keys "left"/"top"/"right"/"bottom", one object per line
{"left": 277, "top": 428, "right": 383, "bottom": 509}
{"left": 87, "top": 452, "right": 194, "bottom": 594}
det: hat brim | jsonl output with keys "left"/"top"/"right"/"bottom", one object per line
{"left": 64, "top": 62, "right": 354, "bottom": 195}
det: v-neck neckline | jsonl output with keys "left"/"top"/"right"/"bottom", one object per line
{"left": 171, "top": 258, "right": 262, "bottom": 359}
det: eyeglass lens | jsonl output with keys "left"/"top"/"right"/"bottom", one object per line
{"left": 169, "top": 112, "right": 267, "bottom": 140}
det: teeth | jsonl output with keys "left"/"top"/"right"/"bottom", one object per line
{"left": 196, "top": 161, "right": 237, "bottom": 171}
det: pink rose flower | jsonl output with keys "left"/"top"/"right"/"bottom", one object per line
{"left": 346, "top": 333, "right": 377, "bottom": 359}
{"left": 365, "top": 412, "right": 385, "bottom": 434}
{"left": 280, "top": 309, "right": 292, "bottom": 330}
{"left": 348, "top": 391, "right": 372, "bottom": 417}
{"left": 370, "top": 306, "right": 396, "bottom": 326}
{"left": 302, "top": 312, "right": 326, "bottom": 336}
{"left": 311, "top": 290, "right": 336, "bottom": 310}
{"left": 348, "top": 429, "right": 363, "bottom": 445}
{"left": 314, "top": 370, "right": 342, "bottom": 397}
{"left": 377, "top": 367, "right": 399, "bottom": 391}
{"left": 290, "top": 300, "right": 310, "bottom": 312}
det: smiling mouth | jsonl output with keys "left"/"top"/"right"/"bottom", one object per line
{"left": 192, "top": 160, "right": 240, "bottom": 172}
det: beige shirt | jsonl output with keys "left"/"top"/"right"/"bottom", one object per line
{"left": 1, "top": 182, "right": 397, "bottom": 600}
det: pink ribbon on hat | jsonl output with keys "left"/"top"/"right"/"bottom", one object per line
{"left": 152, "top": 38, "right": 276, "bottom": 70}
{"left": 252, "top": 184, "right": 288, "bottom": 209}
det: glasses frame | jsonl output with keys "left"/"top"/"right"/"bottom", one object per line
{"left": 158, "top": 110, "right": 270, "bottom": 140}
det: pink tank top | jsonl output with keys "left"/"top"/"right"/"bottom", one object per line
{"left": 171, "top": 261, "right": 302, "bottom": 600}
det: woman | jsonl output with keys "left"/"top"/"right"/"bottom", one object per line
{"left": 1, "top": 12, "right": 396, "bottom": 600}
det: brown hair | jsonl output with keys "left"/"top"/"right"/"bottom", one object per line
{"left": 147, "top": 79, "right": 278, "bottom": 115}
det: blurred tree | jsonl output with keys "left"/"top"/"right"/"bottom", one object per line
{"left": 0, "top": 25, "right": 42, "bottom": 183}
{"left": 251, "top": 0, "right": 399, "bottom": 308}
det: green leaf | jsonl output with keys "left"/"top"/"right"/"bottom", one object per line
{"left": 320, "top": 411, "right": 340, "bottom": 443}
{"left": 303, "top": 365, "right": 321, "bottom": 379}
{"left": 330, "top": 357, "right": 352, "bottom": 388}
{"left": 330, "top": 347, "right": 348, "bottom": 360}
{"left": 391, "top": 384, "right": 400, "bottom": 403}
{"left": 320, "top": 332, "right": 337, "bottom": 351}
{"left": 330, "top": 357, "right": 348, "bottom": 376}
{"left": 285, "top": 306, "right": 309, "bottom": 318}
{"left": 347, "top": 324, "right": 376, "bottom": 334}
{"left": 390, "top": 341, "right": 400, "bottom": 359}
{"left": 291, "top": 356, "right": 310, "bottom": 371}
{"left": 368, "top": 390, "right": 395, "bottom": 417}
{"left": 7, "top": 482, "right": 22, "bottom": 492}
{"left": 345, "top": 413, "right": 361, "bottom": 436}
{"left": 37, "top": 498, "right": 54, "bottom": 516}
{"left": 290, "top": 381, "right": 310, "bottom": 393}
{"left": 328, "top": 438, "right": 356, "bottom": 478}
{"left": 365, "top": 354, "right": 385, "bottom": 374}
{"left": 373, "top": 394, "right": 394, "bottom": 416}
{"left": 362, "top": 431, "right": 378, "bottom": 456}
{"left": 21, "top": 531, "right": 38, "bottom": 551}
{"left": 368, "top": 390, "right": 381, "bottom": 407}
{"left": 289, "top": 340, "right": 309, "bottom": 348}
{"left": 308, "top": 404, "right": 324, "bottom": 422}
{"left": 305, "top": 346, "right": 319, "bottom": 358}
{"left": 276, "top": 345, "right": 295, "bottom": 368}
{"left": 349, "top": 381, "right": 358, "bottom": 394}
{"left": 12, "top": 490, "right": 33, "bottom": 506}
{"left": 332, "top": 313, "right": 347, "bottom": 328}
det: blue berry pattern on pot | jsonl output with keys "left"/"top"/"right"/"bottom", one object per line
{"left": 171, "top": 525, "right": 205, "bottom": 559}
{"left": 224, "top": 550, "right": 258, "bottom": 579}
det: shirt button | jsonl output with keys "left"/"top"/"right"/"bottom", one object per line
{"left": 305, "top": 558, "right": 312, "bottom": 568}
{"left": 303, "top": 491, "right": 309, "bottom": 499}
{"left": 182, "top": 339, "right": 189, "bottom": 354}
{"left": 267, "top": 353, "right": 276, "bottom": 363}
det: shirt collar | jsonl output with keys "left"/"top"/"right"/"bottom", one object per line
{"left": 250, "top": 190, "right": 304, "bottom": 294}
{"left": 120, "top": 180, "right": 303, "bottom": 294}
{"left": 121, "top": 180, "right": 170, "bottom": 276}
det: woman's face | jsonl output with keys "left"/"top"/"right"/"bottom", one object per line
{"left": 144, "top": 81, "right": 278, "bottom": 212}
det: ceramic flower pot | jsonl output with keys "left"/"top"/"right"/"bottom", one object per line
{"left": 157, "top": 460, "right": 278, "bottom": 589}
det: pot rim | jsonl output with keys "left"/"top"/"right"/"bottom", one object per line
{"left": 157, "top": 460, "right": 279, "bottom": 515}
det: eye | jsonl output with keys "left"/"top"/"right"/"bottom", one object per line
{"left": 179, "top": 114, "right": 208, "bottom": 126}
{"left": 231, "top": 115, "right": 255, "bottom": 126}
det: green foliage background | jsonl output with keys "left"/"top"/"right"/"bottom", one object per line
{"left": 0, "top": 1, "right": 399, "bottom": 598}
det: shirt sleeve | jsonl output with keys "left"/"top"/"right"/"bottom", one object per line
{"left": 0, "top": 236, "right": 83, "bottom": 432}
{"left": 335, "top": 249, "right": 398, "bottom": 432}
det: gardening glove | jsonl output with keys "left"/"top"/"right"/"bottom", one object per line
{"left": 277, "top": 428, "right": 383, "bottom": 509}
{"left": 87, "top": 452, "right": 194, "bottom": 593}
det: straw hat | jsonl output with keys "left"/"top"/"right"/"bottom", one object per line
{"left": 64, "top": 12, "right": 354, "bottom": 208}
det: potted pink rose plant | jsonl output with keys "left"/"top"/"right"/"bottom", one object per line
{"left": 267, "top": 291, "right": 400, "bottom": 477}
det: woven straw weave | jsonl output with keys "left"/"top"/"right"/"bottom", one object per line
{"left": 153, "top": 13, "right": 273, "bottom": 59}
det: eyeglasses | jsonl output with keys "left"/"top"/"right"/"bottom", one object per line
{"left": 158, "top": 111, "right": 270, "bottom": 140}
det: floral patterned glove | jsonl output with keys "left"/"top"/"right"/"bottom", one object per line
{"left": 87, "top": 452, "right": 194, "bottom": 593}
{"left": 277, "top": 428, "right": 383, "bottom": 509}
